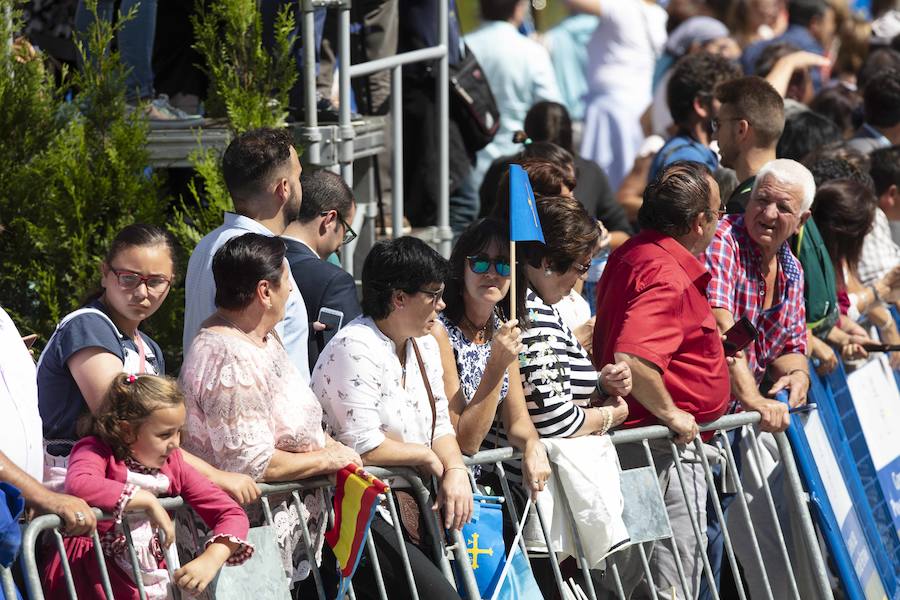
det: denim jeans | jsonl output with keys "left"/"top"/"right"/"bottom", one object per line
{"left": 75, "top": 0, "right": 157, "bottom": 101}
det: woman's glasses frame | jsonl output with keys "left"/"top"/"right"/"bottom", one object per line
{"left": 466, "top": 255, "right": 512, "bottom": 277}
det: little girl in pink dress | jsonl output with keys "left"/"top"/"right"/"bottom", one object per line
{"left": 43, "top": 374, "right": 253, "bottom": 599}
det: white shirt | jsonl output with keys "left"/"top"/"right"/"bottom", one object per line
{"left": 858, "top": 209, "right": 900, "bottom": 286}
{"left": 585, "top": 0, "right": 667, "bottom": 102}
{"left": 0, "top": 307, "right": 43, "bottom": 482}
{"left": 465, "top": 21, "right": 562, "bottom": 177}
{"left": 311, "top": 316, "right": 455, "bottom": 455}
{"left": 183, "top": 213, "right": 310, "bottom": 382}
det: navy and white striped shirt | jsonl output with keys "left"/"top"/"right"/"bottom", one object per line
{"left": 520, "top": 289, "right": 599, "bottom": 438}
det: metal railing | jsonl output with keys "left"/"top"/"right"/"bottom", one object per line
{"left": 298, "top": 0, "right": 453, "bottom": 275}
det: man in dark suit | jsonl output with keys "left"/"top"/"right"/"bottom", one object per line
{"left": 281, "top": 169, "right": 362, "bottom": 371}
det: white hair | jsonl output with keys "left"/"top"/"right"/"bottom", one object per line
{"left": 751, "top": 159, "right": 816, "bottom": 212}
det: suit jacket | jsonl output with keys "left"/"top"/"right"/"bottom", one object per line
{"left": 282, "top": 237, "right": 362, "bottom": 371}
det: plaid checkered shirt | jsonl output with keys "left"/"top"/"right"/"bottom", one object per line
{"left": 705, "top": 214, "right": 808, "bottom": 413}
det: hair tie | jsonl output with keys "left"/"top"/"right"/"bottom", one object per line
{"left": 126, "top": 374, "right": 137, "bottom": 384}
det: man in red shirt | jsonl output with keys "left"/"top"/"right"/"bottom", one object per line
{"left": 593, "top": 161, "right": 730, "bottom": 598}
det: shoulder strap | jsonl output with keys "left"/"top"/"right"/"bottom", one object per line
{"left": 36, "top": 307, "right": 122, "bottom": 371}
{"left": 410, "top": 337, "right": 437, "bottom": 443}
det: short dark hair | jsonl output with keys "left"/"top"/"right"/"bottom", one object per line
{"left": 295, "top": 169, "right": 355, "bottom": 223}
{"left": 715, "top": 76, "right": 785, "bottom": 147}
{"left": 360, "top": 237, "right": 450, "bottom": 320}
{"left": 524, "top": 102, "right": 574, "bottom": 154}
{"left": 667, "top": 53, "right": 742, "bottom": 126}
{"left": 857, "top": 48, "right": 900, "bottom": 89}
{"left": 776, "top": 110, "right": 843, "bottom": 161}
{"left": 443, "top": 218, "right": 526, "bottom": 328}
{"left": 492, "top": 155, "right": 576, "bottom": 222}
{"left": 638, "top": 161, "right": 715, "bottom": 237}
{"left": 809, "top": 85, "right": 864, "bottom": 136}
{"left": 869, "top": 145, "right": 900, "bottom": 197}
{"left": 807, "top": 157, "right": 875, "bottom": 190}
{"left": 480, "top": 0, "right": 521, "bottom": 21}
{"left": 787, "top": 0, "right": 829, "bottom": 26}
{"left": 754, "top": 41, "right": 800, "bottom": 78}
{"left": 521, "top": 195, "right": 599, "bottom": 273}
{"left": 222, "top": 128, "right": 295, "bottom": 208}
{"left": 862, "top": 69, "right": 900, "bottom": 129}
{"left": 212, "top": 233, "right": 286, "bottom": 310}
{"left": 812, "top": 179, "right": 878, "bottom": 273}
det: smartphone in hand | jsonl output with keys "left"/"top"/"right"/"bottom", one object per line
{"left": 722, "top": 317, "right": 758, "bottom": 357}
{"left": 317, "top": 307, "right": 344, "bottom": 348}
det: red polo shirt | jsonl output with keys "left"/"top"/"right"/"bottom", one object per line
{"left": 593, "top": 229, "right": 730, "bottom": 429}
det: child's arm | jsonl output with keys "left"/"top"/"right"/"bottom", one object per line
{"left": 174, "top": 538, "right": 239, "bottom": 593}
{"left": 64, "top": 437, "right": 132, "bottom": 514}
{"left": 125, "top": 489, "right": 175, "bottom": 548}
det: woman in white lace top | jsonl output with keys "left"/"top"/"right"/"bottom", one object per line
{"left": 179, "top": 234, "right": 361, "bottom": 587}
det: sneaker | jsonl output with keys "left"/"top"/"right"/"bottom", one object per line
{"left": 133, "top": 94, "right": 203, "bottom": 129}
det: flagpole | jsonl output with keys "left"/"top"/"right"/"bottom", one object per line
{"left": 509, "top": 239, "right": 516, "bottom": 322}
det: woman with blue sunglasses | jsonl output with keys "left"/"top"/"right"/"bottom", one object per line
{"left": 433, "top": 218, "right": 551, "bottom": 500}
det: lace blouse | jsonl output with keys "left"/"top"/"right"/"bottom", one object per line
{"left": 179, "top": 328, "right": 327, "bottom": 582}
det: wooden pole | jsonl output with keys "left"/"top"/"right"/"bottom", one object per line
{"left": 509, "top": 239, "right": 516, "bottom": 322}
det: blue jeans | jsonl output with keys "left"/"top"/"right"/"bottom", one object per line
{"left": 76, "top": 0, "right": 157, "bottom": 101}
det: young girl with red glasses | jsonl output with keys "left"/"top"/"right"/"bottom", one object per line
{"left": 37, "top": 224, "right": 259, "bottom": 502}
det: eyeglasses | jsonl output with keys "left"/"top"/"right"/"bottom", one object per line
{"left": 109, "top": 268, "right": 171, "bottom": 293}
{"left": 466, "top": 255, "right": 511, "bottom": 277}
{"left": 418, "top": 286, "right": 445, "bottom": 306}
{"left": 571, "top": 260, "right": 592, "bottom": 274}
{"left": 321, "top": 211, "right": 357, "bottom": 245}
{"left": 711, "top": 116, "right": 747, "bottom": 133}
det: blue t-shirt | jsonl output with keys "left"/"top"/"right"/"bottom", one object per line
{"left": 37, "top": 301, "right": 164, "bottom": 444}
{"left": 648, "top": 134, "right": 718, "bottom": 183}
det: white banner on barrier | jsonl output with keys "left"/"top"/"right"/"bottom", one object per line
{"left": 846, "top": 354, "right": 900, "bottom": 539}
{"left": 803, "top": 412, "right": 887, "bottom": 599}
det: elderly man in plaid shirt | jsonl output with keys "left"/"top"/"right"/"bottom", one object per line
{"left": 702, "top": 158, "right": 815, "bottom": 600}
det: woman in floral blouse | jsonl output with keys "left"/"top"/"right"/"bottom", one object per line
{"left": 432, "top": 218, "right": 551, "bottom": 497}
{"left": 179, "top": 233, "right": 361, "bottom": 589}
{"left": 312, "top": 236, "right": 473, "bottom": 600}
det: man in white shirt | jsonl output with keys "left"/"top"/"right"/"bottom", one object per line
{"left": 457, "top": 0, "right": 561, "bottom": 231}
{"left": 183, "top": 128, "right": 311, "bottom": 380}
{"left": 859, "top": 145, "right": 900, "bottom": 289}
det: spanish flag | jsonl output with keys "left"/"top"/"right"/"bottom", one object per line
{"left": 326, "top": 465, "right": 389, "bottom": 596}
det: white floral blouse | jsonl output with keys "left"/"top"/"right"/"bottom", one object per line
{"left": 311, "top": 316, "right": 455, "bottom": 454}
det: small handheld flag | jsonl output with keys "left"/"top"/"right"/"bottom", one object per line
{"left": 325, "top": 465, "right": 389, "bottom": 597}
{"left": 509, "top": 164, "right": 545, "bottom": 243}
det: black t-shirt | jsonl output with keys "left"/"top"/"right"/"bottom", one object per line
{"left": 37, "top": 301, "right": 164, "bottom": 443}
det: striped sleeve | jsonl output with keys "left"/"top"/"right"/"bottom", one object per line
{"left": 519, "top": 292, "right": 590, "bottom": 438}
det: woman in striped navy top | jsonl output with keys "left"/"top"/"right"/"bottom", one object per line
{"left": 519, "top": 195, "right": 631, "bottom": 438}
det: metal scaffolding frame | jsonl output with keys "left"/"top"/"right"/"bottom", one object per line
{"left": 298, "top": 0, "right": 453, "bottom": 274}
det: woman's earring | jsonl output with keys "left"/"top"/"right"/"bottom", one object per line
{"left": 544, "top": 268, "right": 553, "bottom": 277}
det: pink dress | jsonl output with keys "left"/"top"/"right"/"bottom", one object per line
{"left": 42, "top": 436, "right": 252, "bottom": 600}
{"left": 179, "top": 328, "right": 327, "bottom": 584}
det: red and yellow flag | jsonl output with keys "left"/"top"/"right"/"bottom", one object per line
{"left": 325, "top": 464, "right": 389, "bottom": 587}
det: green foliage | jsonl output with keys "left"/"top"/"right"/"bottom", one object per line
{"left": 0, "top": 0, "right": 165, "bottom": 347}
{"left": 191, "top": 0, "right": 297, "bottom": 133}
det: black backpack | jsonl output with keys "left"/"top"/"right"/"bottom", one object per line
{"left": 449, "top": 44, "right": 501, "bottom": 153}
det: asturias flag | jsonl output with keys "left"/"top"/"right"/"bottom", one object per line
{"left": 325, "top": 465, "right": 389, "bottom": 596}
{"left": 509, "top": 164, "right": 545, "bottom": 243}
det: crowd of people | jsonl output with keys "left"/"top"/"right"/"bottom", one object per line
{"left": 4, "top": 0, "right": 900, "bottom": 598}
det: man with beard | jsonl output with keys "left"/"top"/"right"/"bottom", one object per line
{"left": 183, "top": 128, "right": 311, "bottom": 379}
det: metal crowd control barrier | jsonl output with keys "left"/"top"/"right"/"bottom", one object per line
{"left": 1, "top": 563, "right": 17, "bottom": 599}
{"left": 457, "top": 411, "right": 833, "bottom": 600}
{"left": 12, "top": 414, "right": 834, "bottom": 600}
{"left": 299, "top": 0, "right": 454, "bottom": 276}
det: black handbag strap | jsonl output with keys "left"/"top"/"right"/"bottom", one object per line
{"left": 409, "top": 337, "right": 437, "bottom": 444}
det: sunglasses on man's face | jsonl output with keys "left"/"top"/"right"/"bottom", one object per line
{"left": 466, "top": 255, "right": 511, "bottom": 277}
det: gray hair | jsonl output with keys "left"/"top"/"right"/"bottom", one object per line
{"left": 751, "top": 159, "right": 816, "bottom": 212}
